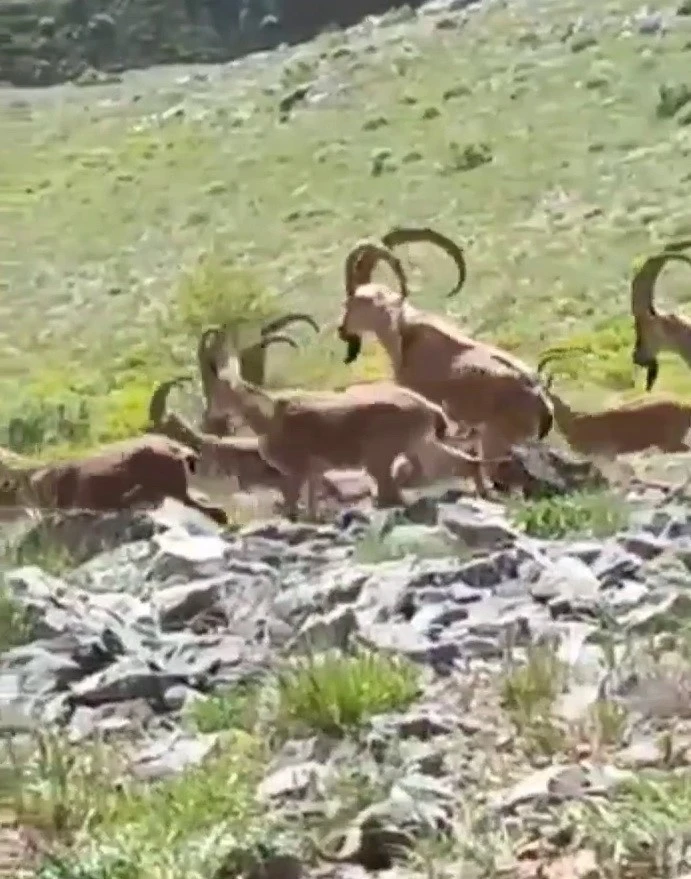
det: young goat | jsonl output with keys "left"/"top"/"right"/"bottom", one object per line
{"left": 334, "top": 227, "right": 554, "bottom": 488}
{"left": 204, "top": 337, "right": 508, "bottom": 520}
{"left": 147, "top": 376, "right": 373, "bottom": 506}
{"left": 0, "top": 436, "right": 228, "bottom": 525}
{"left": 537, "top": 349, "right": 691, "bottom": 456}
{"left": 630, "top": 241, "right": 691, "bottom": 391}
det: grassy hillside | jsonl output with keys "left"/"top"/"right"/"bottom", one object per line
{"left": 3, "top": 0, "right": 691, "bottom": 456}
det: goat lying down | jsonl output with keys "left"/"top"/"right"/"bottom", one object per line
{"left": 630, "top": 241, "right": 691, "bottom": 391}
{"left": 147, "top": 376, "right": 372, "bottom": 505}
{"left": 204, "top": 340, "right": 509, "bottom": 520}
{"left": 197, "top": 313, "right": 319, "bottom": 436}
{"left": 334, "top": 227, "right": 554, "bottom": 488}
{"left": 0, "top": 436, "right": 227, "bottom": 525}
{"left": 538, "top": 348, "right": 691, "bottom": 456}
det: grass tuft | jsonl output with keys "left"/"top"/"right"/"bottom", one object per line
{"left": 276, "top": 649, "right": 421, "bottom": 736}
{"left": 509, "top": 491, "right": 629, "bottom": 539}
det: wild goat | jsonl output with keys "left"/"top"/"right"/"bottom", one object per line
{"left": 335, "top": 228, "right": 554, "bottom": 489}
{"left": 537, "top": 348, "right": 691, "bottom": 455}
{"left": 198, "top": 313, "right": 319, "bottom": 435}
{"left": 630, "top": 241, "right": 691, "bottom": 391}
{"left": 147, "top": 376, "right": 373, "bottom": 505}
{"left": 0, "top": 436, "right": 228, "bottom": 525}
{"left": 204, "top": 341, "right": 508, "bottom": 519}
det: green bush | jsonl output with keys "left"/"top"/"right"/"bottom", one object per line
{"left": 276, "top": 649, "right": 421, "bottom": 736}
{"left": 170, "top": 248, "right": 282, "bottom": 349}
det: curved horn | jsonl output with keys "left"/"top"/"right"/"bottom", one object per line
{"left": 197, "top": 326, "right": 225, "bottom": 361}
{"left": 148, "top": 375, "right": 193, "bottom": 427}
{"left": 197, "top": 325, "right": 227, "bottom": 399}
{"left": 344, "top": 241, "right": 409, "bottom": 299}
{"left": 260, "top": 313, "right": 319, "bottom": 337}
{"left": 536, "top": 346, "right": 590, "bottom": 377}
{"left": 381, "top": 226, "right": 467, "bottom": 298}
{"left": 259, "top": 333, "right": 299, "bottom": 351}
{"left": 631, "top": 251, "right": 691, "bottom": 317}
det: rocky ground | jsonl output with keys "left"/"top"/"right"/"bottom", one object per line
{"left": 4, "top": 475, "right": 691, "bottom": 877}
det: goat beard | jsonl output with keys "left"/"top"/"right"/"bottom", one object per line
{"left": 645, "top": 359, "right": 659, "bottom": 392}
{"left": 343, "top": 334, "right": 362, "bottom": 364}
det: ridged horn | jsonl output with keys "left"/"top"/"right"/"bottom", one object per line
{"left": 260, "top": 313, "right": 319, "bottom": 337}
{"left": 631, "top": 249, "right": 691, "bottom": 317}
{"left": 344, "top": 241, "right": 409, "bottom": 299}
{"left": 382, "top": 226, "right": 467, "bottom": 297}
{"left": 259, "top": 333, "right": 299, "bottom": 351}
{"left": 536, "top": 346, "right": 590, "bottom": 377}
{"left": 197, "top": 326, "right": 228, "bottom": 396}
{"left": 148, "top": 375, "right": 193, "bottom": 427}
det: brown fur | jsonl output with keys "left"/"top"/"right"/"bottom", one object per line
{"left": 204, "top": 338, "right": 510, "bottom": 519}
{"left": 335, "top": 229, "right": 554, "bottom": 487}
{"left": 147, "top": 376, "right": 373, "bottom": 506}
{"left": 630, "top": 242, "right": 691, "bottom": 391}
{"left": 0, "top": 436, "right": 228, "bottom": 525}
{"left": 538, "top": 349, "right": 691, "bottom": 456}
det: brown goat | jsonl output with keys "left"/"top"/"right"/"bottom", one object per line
{"left": 334, "top": 227, "right": 554, "bottom": 489}
{"left": 204, "top": 345, "right": 510, "bottom": 519}
{"left": 630, "top": 241, "right": 691, "bottom": 391}
{"left": 197, "top": 314, "right": 318, "bottom": 436}
{"left": 148, "top": 376, "right": 374, "bottom": 506}
{"left": 537, "top": 348, "right": 691, "bottom": 456}
{"left": 0, "top": 436, "right": 228, "bottom": 525}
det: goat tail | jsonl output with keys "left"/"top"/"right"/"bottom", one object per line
{"left": 185, "top": 451, "right": 198, "bottom": 475}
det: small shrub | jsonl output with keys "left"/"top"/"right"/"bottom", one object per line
{"left": 171, "top": 250, "right": 280, "bottom": 348}
{"left": 570, "top": 33, "right": 597, "bottom": 53}
{"left": 500, "top": 644, "right": 569, "bottom": 757}
{"left": 188, "top": 681, "right": 262, "bottom": 733}
{"left": 500, "top": 644, "right": 567, "bottom": 722}
{"left": 441, "top": 141, "right": 492, "bottom": 174}
{"left": 353, "top": 523, "right": 457, "bottom": 564}
{"left": 509, "top": 491, "right": 628, "bottom": 539}
{"left": 656, "top": 82, "right": 691, "bottom": 119}
{"left": 2, "top": 522, "right": 77, "bottom": 576}
{"left": 0, "top": 583, "right": 31, "bottom": 652}
{"left": 583, "top": 699, "right": 629, "bottom": 750}
{"left": 277, "top": 649, "right": 421, "bottom": 735}
{"left": 570, "top": 772, "right": 691, "bottom": 876}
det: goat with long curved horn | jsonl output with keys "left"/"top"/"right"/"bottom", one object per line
{"left": 335, "top": 227, "right": 553, "bottom": 493}
{"left": 630, "top": 241, "right": 691, "bottom": 391}
{"left": 381, "top": 226, "right": 467, "bottom": 297}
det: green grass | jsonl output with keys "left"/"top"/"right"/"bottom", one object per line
{"left": 509, "top": 490, "right": 630, "bottom": 539}
{"left": 275, "top": 649, "right": 421, "bottom": 735}
{"left": 4, "top": 0, "right": 691, "bottom": 456}
{"left": 568, "top": 771, "right": 691, "bottom": 877}
{"left": 1, "top": 728, "right": 272, "bottom": 879}
{"left": 0, "top": 650, "right": 421, "bottom": 874}
{"left": 188, "top": 650, "right": 422, "bottom": 738}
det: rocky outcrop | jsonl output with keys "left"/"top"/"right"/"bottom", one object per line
{"left": 4, "top": 478, "right": 691, "bottom": 874}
